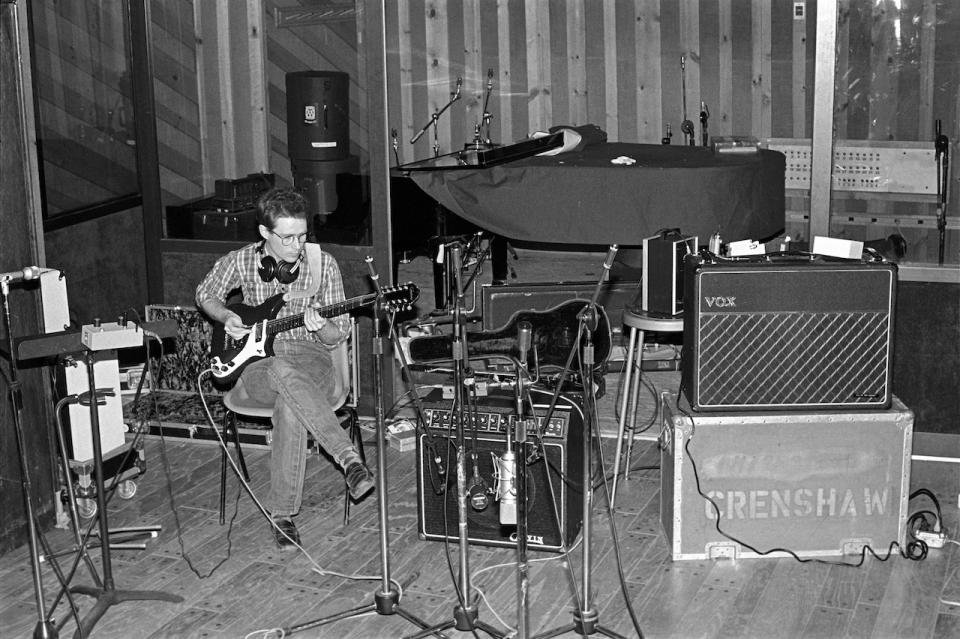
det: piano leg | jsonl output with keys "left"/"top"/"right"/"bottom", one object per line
{"left": 491, "top": 236, "right": 508, "bottom": 284}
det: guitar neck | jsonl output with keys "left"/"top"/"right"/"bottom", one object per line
{"left": 266, "top": 293, "right": 375, "bottom": 336}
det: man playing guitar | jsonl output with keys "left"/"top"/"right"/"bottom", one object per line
{"left": 196, "top": 187, "right": 374, "bottom": 550}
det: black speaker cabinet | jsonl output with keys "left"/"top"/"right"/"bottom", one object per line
{"left": 286, "top": 71, "right": 350, "bottom": 162}
{"left": 481, "top": 279, "right": 641, "bottom": 330}
{"left": 416, "top": 390, "right": 584, "bottom": 552}
{"left": 682, "top": 254, "right": 897, "bottom": 411}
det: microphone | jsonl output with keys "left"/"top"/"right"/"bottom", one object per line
{"left": 449, "top": 243, "right": 464, "bottom": 302}
{"left": 468, "top": 474, "right": 490, "bottom": 511}
{"left": 517, "top": 321, "right": 532, "bottom": 370}
{"left": 582, "top": 245, "right": 618, "bottom": 330}
{"left": 495, "top": 449, "right": 517, "bottom": 526}
{"left": 467, "top": 452, "right": 489, "bottom": 510}
{"left": 453, "top": 76, "right": 462, "bottom": 100}
{"left": 602, "top": 243, "right": 619, "bottom": 271}
{"left": 1, "top": 266, "right": 41, "bottom": 283}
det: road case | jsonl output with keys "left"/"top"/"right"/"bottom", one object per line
{"left": 660, "top": 391, "right": 913, "bottom": 560}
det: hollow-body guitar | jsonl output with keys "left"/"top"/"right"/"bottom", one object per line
{"left": 408, "top": 299, "right": 610, "bottom": 371}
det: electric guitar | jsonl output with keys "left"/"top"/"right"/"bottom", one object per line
{"left": 209, "top": 283, "right": 418, "bottom": 386}
{"left": 407, "top": 299, "right": 611, "bottom": 371}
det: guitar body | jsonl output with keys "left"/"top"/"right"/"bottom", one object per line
{"left": 209, "top": 294, "right": 287, "bottom": 387}
{"left": 208, "top": 283, "right": 418, "bottom": 387}
{"left": 408, "top": 300, "right": 611, "bottom": 371}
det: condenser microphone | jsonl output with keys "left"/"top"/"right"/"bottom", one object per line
{"left": 453, "top": 76, "right": 462, "bottom": 100}
{"left": 496, "top": 449, "right": 517, "bottom": 526}
{"left": 0, "top": 266, "right": 41, "bottom": 283}
{"left": 517, "top": 321, "right": 532, "bottom": 370}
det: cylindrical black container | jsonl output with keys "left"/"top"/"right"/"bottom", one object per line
{"left": 285, "top": 71, "right": 350, "bottom": 162}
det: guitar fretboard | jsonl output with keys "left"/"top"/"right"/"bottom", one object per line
{"left": 266, "top": 293, "right": 377, "bottom": 336}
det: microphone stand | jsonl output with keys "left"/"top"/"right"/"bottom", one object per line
{"left": 410, "top": 243, "right": 505, "bottom": 639}
{"left": 533, "top": 246, "right": 632, "bottom": 639}
{"left": 410, "top": 77, "right": 462, "bottom": 158}
{"left": 679, "top": 57, "right": 695, "bottom": 147}
{"left": 700, "top": 101, "right": 710, "bottom": 147}
{"left": 935, "top": 119, "right": 949, "bottom": 265}
{"left": 2, "top": 279, "right": 58, "bottom": 639}
{"left": 513, "top": 344, "right": 531, "bottom": 639}
{"left": 66, "top": 345, "right": 183, "bottom": 637}
{"left": 481, "top": 68, "right": 495, "bottom": 146}
{"left": 283, "top": 257, "right": 436, "bottom": 637}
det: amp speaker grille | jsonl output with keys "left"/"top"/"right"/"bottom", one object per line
{"left": 697, "top": 311, "right": 891, "bottom": 407}
{"left": 682, "top": 257, "right": 896, "bottom": 411}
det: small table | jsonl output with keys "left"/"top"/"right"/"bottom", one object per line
{"left": 611, "top": 308, "right": 684, "bottom": 508}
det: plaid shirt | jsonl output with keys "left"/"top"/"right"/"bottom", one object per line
{"left": 195, "top": 242, "right": 349, "bottom": 344}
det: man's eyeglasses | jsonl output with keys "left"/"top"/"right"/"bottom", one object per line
{"left": 269, "top": 230, "right": 311, "bottom": 246}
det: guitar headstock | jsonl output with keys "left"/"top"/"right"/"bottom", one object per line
{"left": 382, "top": 282, "right": 420, "bottom": 312}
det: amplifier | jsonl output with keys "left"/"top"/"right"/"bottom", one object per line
{"left": 682, "top": 254, "right": 897, "bottom": 411}
{"left": 191, "top": 208, "right": 257, "bottom": 241}
{"left": 416, "top": 389, "right": 583, "bottom": 552}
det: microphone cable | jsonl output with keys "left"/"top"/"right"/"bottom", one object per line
{"left": 672, "top": 384, "right": 928, "bottom": 566}
{"left": 194, "top": 368, "right": 402, "bottom": 592}
{"left": 588, "top": 346, "right": 645, "bottom": 637}
{"left": 435, "top": 387, "right": 468, "bottom": 610}
{"left": 469, "top": 534, "right": 586, "bottom": 637}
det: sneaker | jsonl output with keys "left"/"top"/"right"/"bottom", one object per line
{"left": 272, "top": 516, "right": 300, "bottom": 550}
{"left": 345, "top": 461, "right": 375, "bottom": 500}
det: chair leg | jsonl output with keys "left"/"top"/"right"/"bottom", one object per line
{"left": 219, "top": 414, "right": 231, "bottom": 525}
{"left": 220, "top": 412, "right": 249, "bottom": 525}
{"left": 232, "top": 417, "right": 250, "bottom": 482}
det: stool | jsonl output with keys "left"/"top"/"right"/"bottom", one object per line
{"left": 610, "top": 308, "right": 684, "bottom": 508}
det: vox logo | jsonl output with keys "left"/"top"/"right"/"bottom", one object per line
{"left": 704, "top": 296, "right": 737, "bottom": 308}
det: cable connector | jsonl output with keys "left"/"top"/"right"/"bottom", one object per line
{"left": 916, "top": 530, "right": 946, "bottom": 549}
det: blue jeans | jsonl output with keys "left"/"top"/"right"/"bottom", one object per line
{"left": 240, "top": 339, "right": 356, "bottom": 518}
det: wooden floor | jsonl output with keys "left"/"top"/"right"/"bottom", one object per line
{"left": 3, "top": 249, "right": 960, "bottom": 638}
{"left": 3, "top": 381, "right": 960, "bottom": 639}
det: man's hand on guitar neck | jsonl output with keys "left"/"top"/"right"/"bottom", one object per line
{"left": 304, "top": 306, "right": 327, "bottom": 333}
{"left": 305, "top": 305, "right": 341, "bottom": 345}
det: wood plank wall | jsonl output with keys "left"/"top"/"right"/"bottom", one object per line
{"left": 27, "top": 1, "right": 960, "bottom": 255}
{"left": 386, "top": 0, "right": 826, "bottom": 163}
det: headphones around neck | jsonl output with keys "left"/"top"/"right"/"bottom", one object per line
{"left": 257, "top": 242, "right": 303, "bottom": 284}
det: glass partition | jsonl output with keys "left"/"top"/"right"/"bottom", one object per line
{"left": 28, "top": 0, "right": 139, "bottom": 219}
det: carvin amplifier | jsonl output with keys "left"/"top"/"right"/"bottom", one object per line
{"left": 416, "top": 389, "right": 583, "bottom": 552}
{"left": 681, "top": 253, "right": 897, "bottom": 411}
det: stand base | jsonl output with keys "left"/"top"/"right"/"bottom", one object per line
{"left": 69, "top": 584, "right": 183, "bottom": 638}
{"left": 285, "top": 588, "right": 443, "bottom": 638}
{"left": 33, "top": 621, "right": 58, "bottom": 639}
{"left": 406, "top": 604, "right": 506, "bottom": 639}
{"left": 532, "top": 607, "right": 630, "bottom": 639}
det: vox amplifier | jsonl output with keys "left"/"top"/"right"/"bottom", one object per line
{"left": 416, "top": 389, "right": 583, "bottom": 552}
{"left": 682, "top": 254, "right": 897, "bottom": 411}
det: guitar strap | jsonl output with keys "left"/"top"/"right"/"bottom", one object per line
{"left": 282, "top": 243, "right": 324, "bottom": 303}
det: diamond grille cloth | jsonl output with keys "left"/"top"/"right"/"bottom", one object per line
{"left": 696, "top": 311, "right": 890, "bottom": 407}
